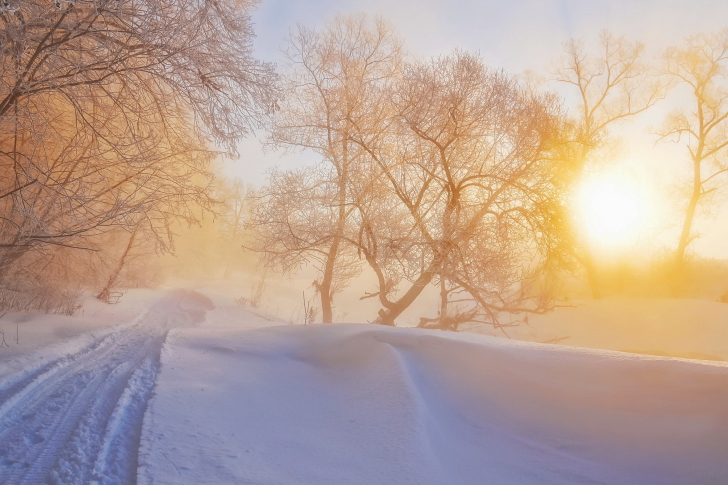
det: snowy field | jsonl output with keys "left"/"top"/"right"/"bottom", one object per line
{"left": 1, "top": 288, "right": 727, "bottom": 484}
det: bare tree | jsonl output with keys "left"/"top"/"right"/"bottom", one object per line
{"left": 248, "top": 165, "right": 363, "bottom": 322}
{"left": 96, "top": 226, "right": 139, "bottom": 303}
{"left": 660, "top": 30, "right": 728, "bottom": 292}
{"left": 251, "top": 14, "right": 401, "bottom": 322}
{"left": 219, "top": 180, "right": 250, "bottom": 243}
{"left": 0, "top": 0, "right": 276, "bottom": 293}
{"left": 350, "top": 51, "right": 569, "bottom": 329}
{"left": 214, "top": 179, "right": 255, "bottom": 277}
{"left": 554, "top": 31, "right": 663, "bottom": 299}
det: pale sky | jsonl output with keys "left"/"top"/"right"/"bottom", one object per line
{"left": 224, "top": 0, "right": 728, "bottom": 259}
{"left": 248, "top": 0, "right": 728, "bottom": 70}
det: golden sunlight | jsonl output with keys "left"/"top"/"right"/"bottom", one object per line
{"left": 575, "top": 173, "right": 651, "bottom": 251}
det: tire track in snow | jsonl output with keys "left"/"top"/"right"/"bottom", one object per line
{"left": 0, "top": 290, "right": 213, "bottom": 485}
{"left": 0, "top": 308, "right": 155, "bottom": 404}
{"left": 90, "top": 355, "right": 161, "bottom": 485}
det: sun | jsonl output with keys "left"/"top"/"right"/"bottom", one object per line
{"left": 574, "top": 173, "right": 651, "bottom": 251}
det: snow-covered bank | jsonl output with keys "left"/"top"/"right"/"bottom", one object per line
{"left": 510, "top": 298, "right": 728, "bottom": 361}
{"left": 167, "top": 275, "right": 728, "bottom": 361}
{"left": 140, "top": 313, "right": 728, "bottom": 485}
{"left": 0, "top": 289, "right": 162, "bottom": 363}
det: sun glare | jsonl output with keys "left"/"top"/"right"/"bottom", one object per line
{"left": 575, "top": 173, "right": 651, "bottom": 251}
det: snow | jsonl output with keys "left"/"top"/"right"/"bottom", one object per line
{"left": 2, "top": 289, "right": 727, "bottom": 484}
{"left": 0, "top": 290, "right": 162, "bottom": 418}
{"left": 0, "top": 288, "right": 161, "bottom": 362}
{"left": 505, "top": 298, "right": 728, "bottom": 361}
{"left": 0, "top": 289, "right": 213, "bottom": 484}
{"left": 139, "top": 302, "right": 728, "bottom": 485}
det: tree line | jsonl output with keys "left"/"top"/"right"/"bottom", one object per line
{"left": 248, "top": 15, "right": 728, "bottom": 329}
{"left": 0, "top": 0, "right": 275, "bottom": 308}
{"left": 2, "top": 3, "right": 727, "bottom": 327}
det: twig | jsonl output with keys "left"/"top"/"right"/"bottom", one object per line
{"left": 542, "top": 336, "right": 571, "bottom": 344}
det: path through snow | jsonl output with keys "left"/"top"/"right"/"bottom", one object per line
{"left": 0, "top": 290, "right": 213, "bottom": 485}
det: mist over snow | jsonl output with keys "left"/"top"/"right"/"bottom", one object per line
{"left": 2, "top": 287, "right": 727, "bottom": 483}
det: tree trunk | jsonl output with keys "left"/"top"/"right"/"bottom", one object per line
{"left": 439, "top": 275, "right": 449, "bottom": 325}
{"left": 374, "top": 270, "right": 434, "bottom": 326}
{"left": 318, "top": 133, "right": 351, "bottom": 323}
{"left": 319, "top": 245, "right": 337, "bottom": 323}
{"left": 673, "top": 173, "right": 701, "bottom": 296}
{"left": 97, "top": 228, "right": 137, "bottom": 303}
{"left": 581, "top": 248, "right": 602, "bottom": 300}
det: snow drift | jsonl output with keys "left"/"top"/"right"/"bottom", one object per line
{"left": 139, "top": 315, "right": 728, "bottom": 484}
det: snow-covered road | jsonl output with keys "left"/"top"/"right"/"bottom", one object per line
{"left": 0, "top": 290, "right": 213, "bottom": 485}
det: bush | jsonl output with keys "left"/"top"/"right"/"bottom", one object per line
{"left": 0, "top": 283, "right": 82, "bottom": 316}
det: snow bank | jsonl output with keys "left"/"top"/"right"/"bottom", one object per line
{"left": 0, "top": 289, "right": 160, "bottom": 360}
{"left": 168, "top": 276, "right": 728, "bottom": 361}
{"left": 139, "top": 313, "right": 728, "bottom": 485}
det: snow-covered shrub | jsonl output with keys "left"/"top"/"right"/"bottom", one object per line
{"left": 0, "top": 283, "right": 82, "bottom": 315}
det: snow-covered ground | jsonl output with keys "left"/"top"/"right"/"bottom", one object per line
{"left": 180, "top": 273, "right": 728, "bottom": 361}
{"left": 0, "top": 289, "right": 161, "bottom": 362}
{"left": 139, "top": 310, "right": 728, "bottom": 484}
{"left": 1, "top": 287, "right": 727, "bottom": 484}
{"left": 0, "top": 289, "right": 214, "bottom": 484}
{"left": 491, "top": 298, "right": 728, "bottom": 361}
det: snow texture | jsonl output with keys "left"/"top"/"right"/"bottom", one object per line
{"left": 0, "top": 289, "right": 213, "bottom": 485}
{"left": 139, "top": 310, "right": 728, "bottom": 485}
{"left": 2, "top": 288, "right": 727, "bottom": 484}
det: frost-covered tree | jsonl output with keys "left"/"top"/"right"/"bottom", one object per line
{"left": 554, "top": 31, "right": 664, "bottom": 299}
{"left": 250, "top": 14, "right": 401, "bottom": 322}
{"left": 660, "top": 30, "right": 728, "bottom": 291}
{"left": 0, "top": 0, "right": 276, "bottom": 289}
{"left": 351, "top": 51, "right": 570, "bottom": 329}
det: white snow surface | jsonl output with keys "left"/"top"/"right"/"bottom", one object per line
{"left": 1, "top": 288, "right": 727, "bottom": 484}
{"left": 0, "top": 289, "right": 214, "bottom": 484}
{"left": 139, "top": 306, "right": 728, "bottom": 485}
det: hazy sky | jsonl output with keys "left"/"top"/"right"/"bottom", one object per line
{"left": 248, "top": 0, "right": 728, "bottom": 70}
{"left": 224, "top": 0, "right": 728, "bottom": 259}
